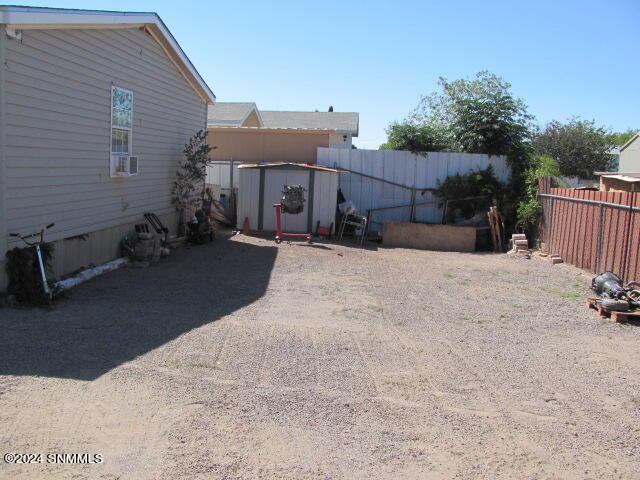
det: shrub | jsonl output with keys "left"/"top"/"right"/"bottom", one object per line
{"left": 5, "top": 243, "right": 55, "bottom": 306}
{"left": 171, "top": 130, "right": 213, "bottom": 232}
{"left": 433, "top": 166, "right": 505, "bottom": 223}
{"left": 516, "top": 155, "right": 560, "bottom": 230}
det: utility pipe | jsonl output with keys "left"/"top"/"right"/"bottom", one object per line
{"left": 55, "top": 257, "right": 129, "bottom": 291}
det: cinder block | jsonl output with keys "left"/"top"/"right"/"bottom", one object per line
{"left": 551, "top": 257, "right": 563, "bottom": 264}
{"left": 512, "top": 234, "right": 527, "bottom": 241}
{"left": 514, "top": 239, "right": 528, "bottom": 247}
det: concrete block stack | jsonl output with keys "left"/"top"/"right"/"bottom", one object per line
{"left": 550, "top": 254, "right": 563, "bottom": 264}
{"left": 510, "top": 233, "right": 530, "bottom": 258}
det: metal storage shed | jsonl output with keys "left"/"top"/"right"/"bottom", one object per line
{"left": 237, "top": 163, "right": 339, "bottom": 234}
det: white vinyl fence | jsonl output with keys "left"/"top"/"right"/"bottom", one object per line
{"left": 317, "top": 147, "right": 510, "bottom": 230}
{"left": 206, "top": 160, "right": 245, "bottom": 189}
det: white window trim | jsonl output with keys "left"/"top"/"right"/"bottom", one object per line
{"left": 110, "top": 85, "right": 133, "bottom": 155}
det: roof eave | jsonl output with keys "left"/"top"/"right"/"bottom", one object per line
{"left": 620, "top": 133, "right": 640, "bottom": 152}
{"left": 0, "top": 6, "right": 215, "bottom": 104}
{"left": 207, "top": 126, "right": 339, "bottom": 134}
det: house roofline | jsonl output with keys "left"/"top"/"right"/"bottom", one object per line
{"left": 207, "top": 126, "right": 345, "bottom": 134}
{"left": 239, "top": 103, "right": 263, "bottom": 127}
{"left": 0, "top": 5, "right": 215, "bottom": 104}
{"left": 620, "top": 133, "right": 639, "bottom": 152}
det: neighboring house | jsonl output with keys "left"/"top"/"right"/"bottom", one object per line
{"left": 207, "top": 102, "right": 359, "bottom": 164}
{"left": 598, "top": 173, "right": 640, "bottom": 193}
{"left": 0, "top": 6, "right": 215, "bottom": 290}
{"left": 618, "top": 132, "right": 640, "bottom": 172}
{"left": 607, "top": 146, "right": 621, "bottom": 171}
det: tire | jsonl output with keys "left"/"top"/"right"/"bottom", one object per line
{"left": 601, "top": 299, "right": 630, "bottom": 311}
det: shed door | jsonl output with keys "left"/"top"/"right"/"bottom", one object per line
{"left": 262, "top": 170, "right": 310, "bottom": 233}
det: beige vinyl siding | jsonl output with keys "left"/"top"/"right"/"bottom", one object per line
{"left": 3, "top": 27, "right": 206, "bottom": 253}
{"left": 619, "top": 136, "right": 640, "bottom": 173}
{"left": 0, "top": 27, "right": 7, "bottom": 290}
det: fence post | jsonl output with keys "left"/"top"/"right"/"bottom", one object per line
{"left": 409, "top": 189, "right": 416, "bottom": 222}
{"left": 595, "top": 204, "right": 604, "bottom": 273}
{"left": 620, "top": 191, "right": 636, "bottom": 281}
{"left": 548, "top": 196, "right": 554, "bottom": 253}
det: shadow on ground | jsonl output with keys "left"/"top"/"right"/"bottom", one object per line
{"left": 0, "top": 237, "right": 277, "bottom": 381}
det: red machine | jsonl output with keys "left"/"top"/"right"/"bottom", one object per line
{"left": 273, "top": 204, "right": 311, "bottom": 244}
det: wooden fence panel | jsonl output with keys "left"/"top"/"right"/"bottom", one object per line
{"left": 539, "top": 179, "right": 640, "bottom": 281}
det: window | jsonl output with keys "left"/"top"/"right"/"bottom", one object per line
{"left": 111, "top": 86, "right": 133, "bottom": 154}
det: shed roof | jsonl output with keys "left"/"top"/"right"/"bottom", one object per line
{"left": 238, "top": 162, "right": 339, "bottom": 173}
{"left": 0, "top": 5, "right": 215, "bottom": 103}
{"left": 600, "top": 173, "right": 640, "bottom": 183}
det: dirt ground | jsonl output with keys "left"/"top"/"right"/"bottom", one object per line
{"left": 1, "top": 234, "right": 639, "bottom": 479}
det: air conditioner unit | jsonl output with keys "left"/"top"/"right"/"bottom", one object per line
{"left": 128, "top": 156, "right": 139, "bottom": 175}
{"left": 110, "top": 155, "right": 139, "bottom": 177}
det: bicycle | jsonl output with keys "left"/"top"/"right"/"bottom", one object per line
{"left": 9, "top": 223, "right": 55, "bottom": 299}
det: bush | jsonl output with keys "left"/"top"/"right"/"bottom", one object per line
{"left": 433, "top": 166, "right": 505, "bottom": 223}
{"left": 516, "top": 155, "right": 560, "bottom": 230}
{"left": 5, "top": 243, "right": 55, "bottom": 306}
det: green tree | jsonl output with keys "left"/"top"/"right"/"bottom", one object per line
{"left": 382, "top": 122, "right": 449, "bottom": 153}
{"left": 171, "top": 130, "right": 212, "bottom": 231}
{"left": 605, "top": 129, "right": 637, "bottom": 147}
{"left": 408, "top": 71, "right": 534, "bottom": 159}
{"left": 532, "top": 118, "right": 612, "bottom": 178}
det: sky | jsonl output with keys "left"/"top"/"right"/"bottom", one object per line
{"left": 16, "top": 0, "right": 640, "bottom": 149}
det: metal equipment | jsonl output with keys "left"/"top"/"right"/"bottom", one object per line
{"left": 338, "top": 213, "right": 368, "bottom": 246}
{"left": 281, "top": 184, "right": 306, "bottom": 214}
{"left": 591, "top": 271, "right": 640, "bottom": 311}
{"left": 273, "top": 204, "right": 311, "bottom": 244}
{"left": 144, "top": 212, "right": 169, "bottom": 246}
{"left": 187, "top": 209, "right": 214, "bottom": 244}
{"left": 273, "top": 184, "right": 311, "bottom": 244}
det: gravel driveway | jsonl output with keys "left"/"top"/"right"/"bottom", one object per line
{"left": 1, "top": 234, "right": 639, "bottom": 479}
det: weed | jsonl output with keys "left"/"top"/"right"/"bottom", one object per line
{"left": 543, "top": 287, "right": 581, "bottom": 299}
{"left": 188, "top": 360, "right": 215, "bottom": 369}
{"left": 367, "top": 305, "right": 383, "bottom": 312}
{"left": 444, "top": 273, "right": 455, "bottom": 279}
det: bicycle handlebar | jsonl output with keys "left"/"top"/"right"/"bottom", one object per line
{"left": 9, "top": 223, "right": 55, "bottom": 244}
